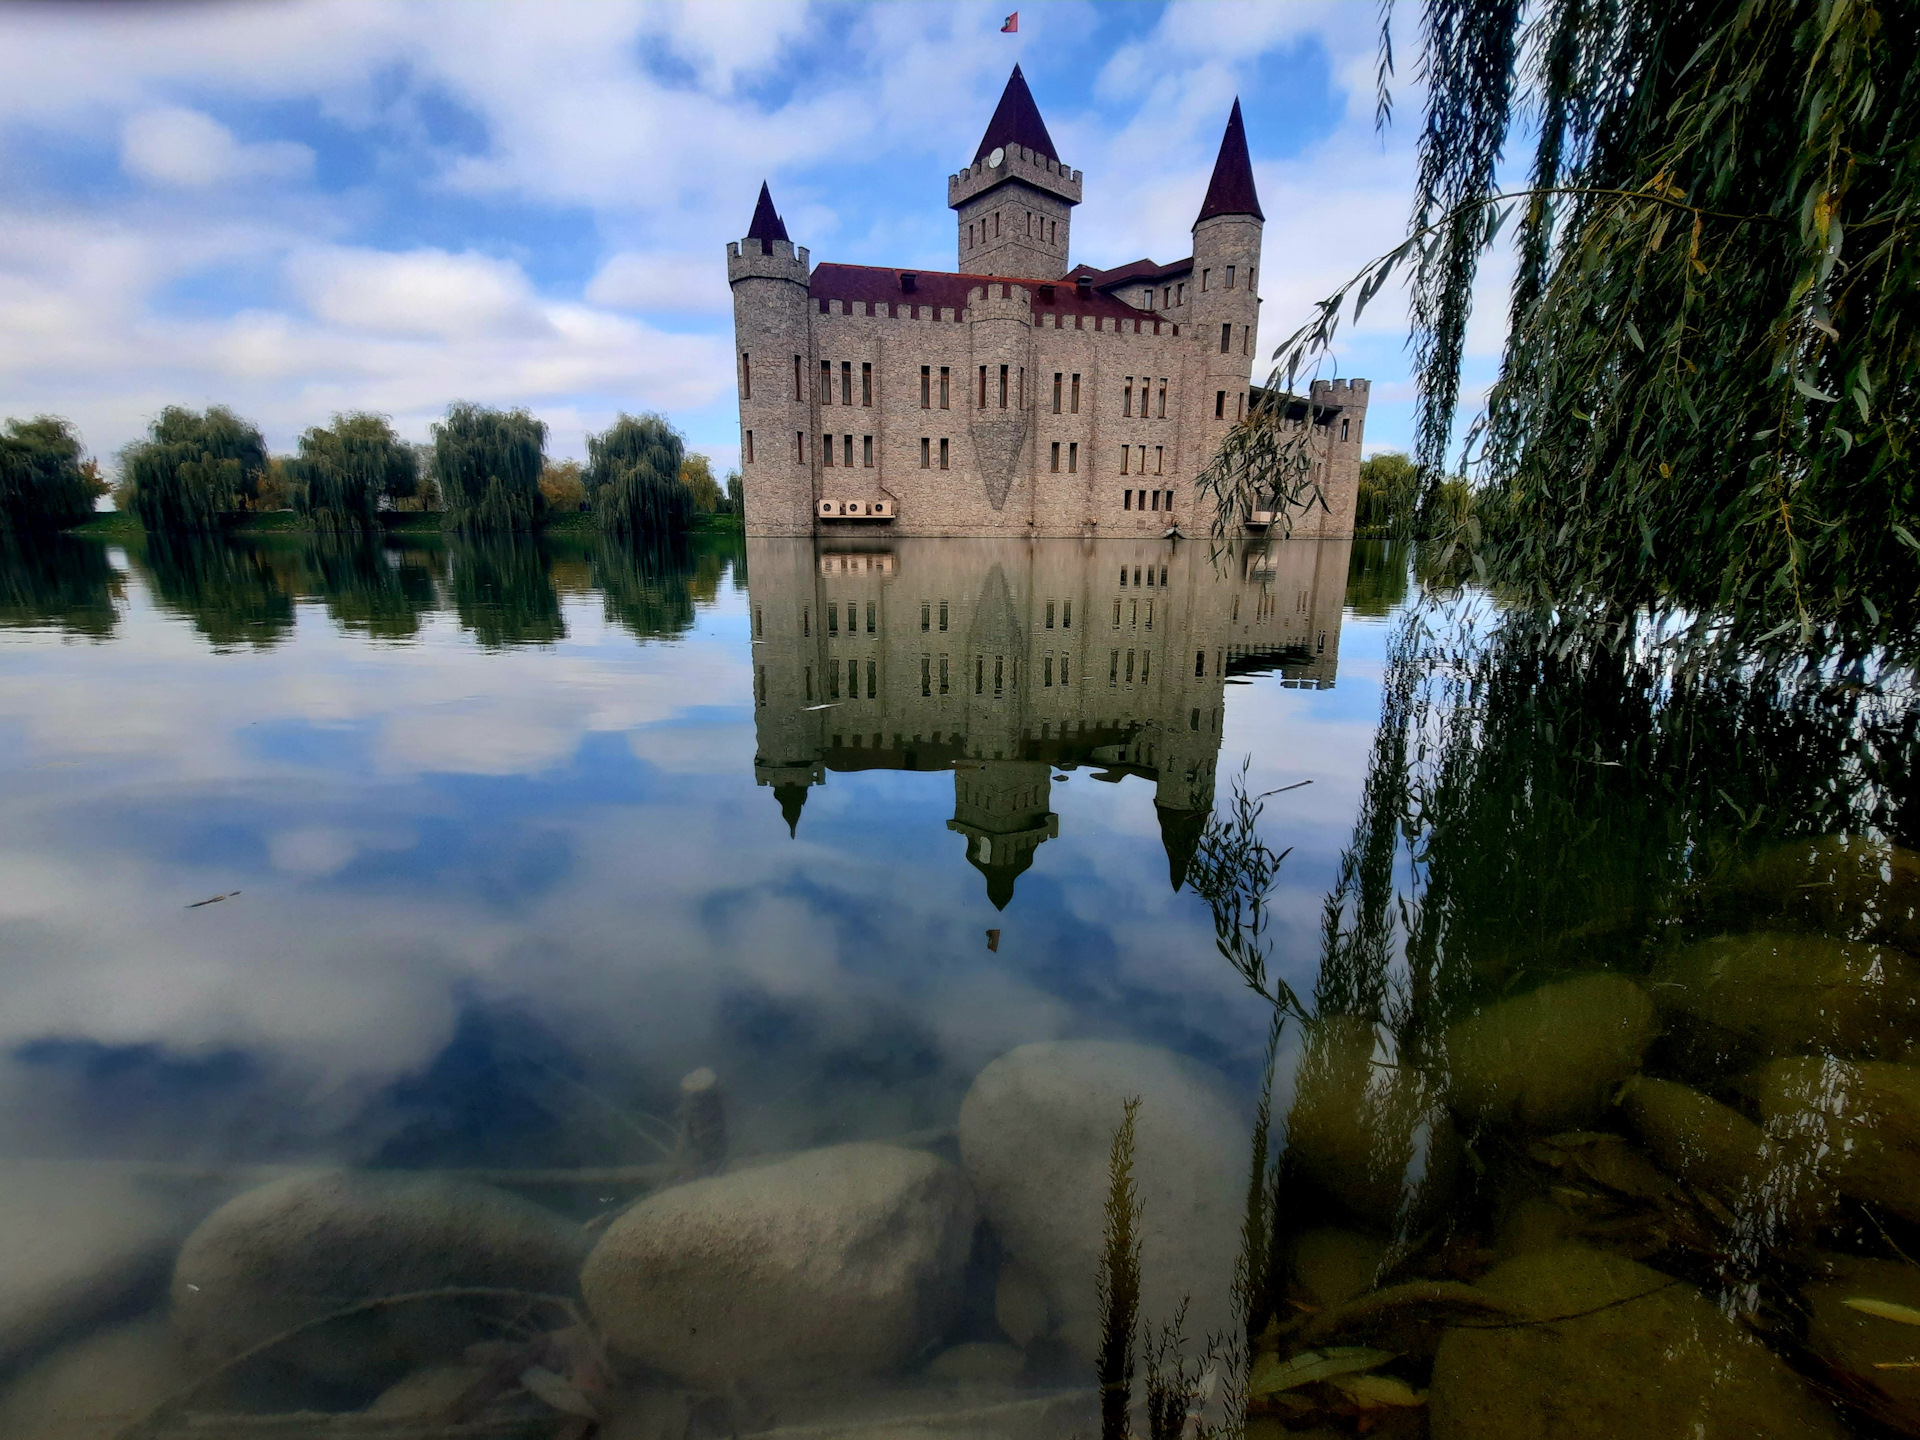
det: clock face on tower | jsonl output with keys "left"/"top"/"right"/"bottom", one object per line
{"left": 988, "top": 147, "right": 1005, "bottom": 168}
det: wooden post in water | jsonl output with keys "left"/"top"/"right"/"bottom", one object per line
{"left": 676, "top": 1067, "right": 727, "bottom": 1176}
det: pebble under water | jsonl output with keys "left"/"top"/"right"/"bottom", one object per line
{"left": 0, "top": 529, "right": 1913, "bottom": 1439}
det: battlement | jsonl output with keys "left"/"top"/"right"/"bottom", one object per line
{"left": 726, "top": 238, "right": 811, "bottom": 285}
{"left": 1309, "top": 377, "right": 1371, "bottom": 410}
{"left": 948, "top": 144, "right": 1082, "bottom": 208}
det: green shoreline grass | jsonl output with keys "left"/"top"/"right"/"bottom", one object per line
{"left": 66, "top": 509, "right": 744, "bottom": 540}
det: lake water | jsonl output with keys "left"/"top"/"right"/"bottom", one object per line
{"left": 0, "top": 529, "right": 1913, "bottom": 1439}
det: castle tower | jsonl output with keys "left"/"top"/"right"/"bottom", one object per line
{"left": 948, "top": 66, "right": 1081, "bottom": 279}
{"left": 727, "top": 183, "right": 815, "bottom": 536}
{"left": 1185, "top": 100, "right": 1265, "bottom": 483}
{"left": 948, "top": 761, "right": 1058, "bottom": 910}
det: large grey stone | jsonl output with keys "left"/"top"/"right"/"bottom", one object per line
{"left": 1430, "top": 1246, "right": 1844, "bottom": 1440}
{"left": 581, "top": 1142, "right": 976, "bottom": 1388}
{"left": 171, "top": 1170, "right": 588, "bottom": 1380}
{"left": 1750, "top": 1057, "right": 1920, "bottom": 1224}
{"left": 1443, "top": 974, "right": 1656, "bottom": 1131}
{"left": 0, "top": 1314, "right": 190, "bottom": 1440}
{"left": 956, "top": 1041, "right": 1244, "bottom": 1366}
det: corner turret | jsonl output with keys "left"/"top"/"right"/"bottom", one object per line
{"left": 727, "top": 182, "right": 814, "bottom": 536}
{"left": 1185, "top": 100, "right": 1265, "bottom": 475}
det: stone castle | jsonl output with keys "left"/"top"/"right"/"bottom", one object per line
{"left": 747, "top": 535, "right": 1352, "bottom": 908}
{"left": 726, "top": 66, "right": 1369, "bottom": 539}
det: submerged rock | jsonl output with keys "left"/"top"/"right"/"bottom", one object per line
{"left": 1723, "top": 835, "right": 1920, "bottom": 954}
{"left": 924, "top": 1340, "right": 1026, "bottom": 1384}
{"left": 1429, "top": 1246, "right": 1843, "bottom": 1440}
{"left": 581, "top": 1142, "right": 976, "bottom": 1388}
{"left": 1652, "top": 931, "right": 1920, "bottom": 1065}
{"left": 1443, "top": 974, "right": 1657, "bottom": 1131}
{"left": 0, "top": 1314, "right": 191, "bottom": 1440}
{"left": 957, "top": 1041, "right": 1243, "bottom": 1366}
{"left": 1802, "top": 1255, "right": 1920, "bottom": 1433}
{"left": 1290, "top": 1227, "right": 1389, "bottom": 1308}
{"left": 1617, "top": 1076, "right": 1768, "bottom": 1198}
{"left": 1751, "top": 1057, "right": 1920, "bottom": 1224}
{"left": 171, "top": 1170, "right": 588, "bottom": 1381}
{"left": 1284, "top": 1014, "right": 1458, "bottom": 1226}
{"left": 993, "top": 1260, "right": 1051, "bottom": 1347}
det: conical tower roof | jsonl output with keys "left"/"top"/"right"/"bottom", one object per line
{"left": 772, "top": 781, "right": 808, "bottom": 837}
{"left": 746, "top": 181, "right": 790, "bottom": 251}
{"left": 973, "top": 64, "right": 1058, "bottom": 164}
{"left": 1195, "top": 99, "right": 1264, "bottom": 224}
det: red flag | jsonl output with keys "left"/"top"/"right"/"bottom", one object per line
{"left": 1001, "top": 12, "right": 1018, "bottom": 32}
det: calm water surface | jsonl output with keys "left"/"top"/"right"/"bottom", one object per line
{"left": 0, "top": 530, "right": 1913, "bottom": 1439}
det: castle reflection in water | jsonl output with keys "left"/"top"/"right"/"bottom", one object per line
{"left": 746, "top": 537, "right": 1353, "bottom": 907}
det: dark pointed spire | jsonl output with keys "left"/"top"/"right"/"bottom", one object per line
{"left": 1156, "top": 805, "right": 1209, "bottom": 892}
{"left": 746, "top": 181, "right": 789, "bottom": 254}
{"left": 1195, "top": 99, "right": 1264, "bottom": 225}
{"left": 773, "top": 782, "right": 808, "bottom": 837}
{"left": 973, "top": 64, "right": 1058, "bottom": 164}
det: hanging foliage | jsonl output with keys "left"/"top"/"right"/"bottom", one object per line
{"left": 287, "top": 412, "right": 418, "bottom": 531}
{"left": 0, "top": 416, "right": 102, "bottom": 533}
{"left": 119, "top": 406, "right": 268, "bottom": 534}
{"left": 431, "top": 402, "right": 548, "bottom": 534}
{"left": 1208, "top": 0, "right": 1920, "bottom": 652}
{"left": 585, "top": 413, "right": 692, "bottom": 540}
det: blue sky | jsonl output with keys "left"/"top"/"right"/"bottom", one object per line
{"left": 0, "top": 1, "right": 1508, "bottom": 474}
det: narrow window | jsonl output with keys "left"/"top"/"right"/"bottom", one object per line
{"left": 1124, "top": 379, "right": 1134, "bottom": 417}
{"left": 863, "top": 435, "right": 873, "bottom": 467}
{"left": 1220, "top": 323, "right": 1232, "bottom": 354}
{"left": 1110, "top": 650, "right": 1119, "bottom": 684}
{"left": 1237, "top": 392, "right": 1244, "bottom": 421}
{"left": 1216, "top": 391, "right": 1226, "bottom": 418}
{"left": 1145, "top": 566, "right": 1154, "bottom": 588}
{"left": 1341, "top": 417, "right": 1351, "bottom": 441}
{"left": 939, "top": 655, "right": 949, "bottom": 693}
{"left": 1044, "top": 655, "right": 1053, "bottom": 686}
{"left": 998, "top": 364, "right": 1008, "bottom": 409}
{"left": 1053, "top": 372, "right": 1062, "bottom": 413}
{"left": 993, "top": 655, "right": 1003, "bottom": 696}
{"left": 1126, "top": 650, "right": 1135, "bottom": 683}
{"left": 922, "top": 656, "right": 931, "bottom": 696}
{"left": 1112, "top": 599, "right": 1121, "bottom": 626}
{"left": 1062, "top": 600, "right": 1071, "bottom": 628}
{"left": 1202, "top": 268, "right": 1210, "bottom": 292}
{"left": 921, "top": 365, "right": 931, "bottom": 408}
{"left": 1146, "top": 599, "right": 1154, "bottom": 628}
{"left": 802, "top": 607, "right": 809, "bottom": 636}
{"left": 1121, "top": 447, "right": 1130, "bottom": 476}
{"left": 975, "top": 656, "right": 984, "bottom": 694}
{"left": 741, "top": 351, "right": 751, "bottom": 399}
{"left": 1226, "top": 265, "right": 1235, "bottom": 289}
{"left": 939, "top": 600, "right": 948, "bottom": 631}
{"left": 1134, "top": 566, "right": 1142, "bottom": 586}
{"left": 1138, "top": 446, "right": 1147, "bottom": 475}
{"left": 1158, "top": 382, "right": 1167, "bottom": 418}
{"left": 1150, "top": 489, "right": 1159, "bottom": 512}
{"left": 1060, "top": 654, "right": 1069, "bottom": 682}
{"left": 1195, "top": 649, "right": 1205, "bottom": 677}
{"left": 1050, "top": 441, "right": 1060, "bottom": 472}
{"left": 837, "top": 361, "right": 850, "bottom": 405}
{"left": 754, "top": 606, "right": 764, "bottom": 637}
{"left": 862, "top": 362, "right": 872, "bottom": 406}
{"left": 994, "top": 212, "right": 1001, "bottom": 237}
{"left": 744, "top": 429, "right": 754, "bottom": 462}
{"left": 794, "top": 353, "right": 803, "bottom": 399}
{"left": 847, "top": 659, "right": 857, "bottom": 697}
{"left": 921, "top": 601, "right": 930, "bottom": 631}
{"left": 821, "top": 359, "right": 831, "bottom": 400}
{"left": 843, "top": 434, "right": 853, "bottom": 467}
{"left": 805, "top": 667, "right": 813, "bottom": 703}
{"left": 1143, "top": 289, "right": 1154, "bottom": 310}
{"left": 1177, "top": 282, "right": 1185, "bottom": 305}
{"left": 795, "top": 431, "right": 805, "bottom": 463}
{"left": 921, "top": 437, "right": 931, "bottom": 468}
{"left": 1018, "top": 366, "right": 1025, "bottom": 408}
{"left": 1025, "top": 210, "right": 1032, "bottom": 235}
{"left": 1248, "top": 266, "right": 1256, "bottom": 291}
{"left": 939, "top": 367, "right": 950, "bottom": 408}
{"left": 939, "top": 438, "right": 950, "bottom": 470}
{"left": 1141, "top": 651, "right": 1150, "bottom": 681}
{"left": 1045, "top": 601, "right": 1055, "bottom": 628}
{"left": 968, "top": 222, "right": 975, "bottom": 249}
{"left": 1155, "top": 446, "right": 1164, "bottom": 475}
{"left": 1067, "top": 442, "right": 1078, "bottom": 473}
{"left": 828, "top": 603, "right": 838, "bottom": 634}
{"left": 867, "top": 658, "right": 876, "bottom": 696}
{"left": 1131, "top": 599, "right": 1138, "bottom": 627}
{"left": 1160, "top": 565, "right": 1167, "bottom": 586}
{"left": 1163, "top": 286, "right": 1171, "bottom": 308}
{"left": 1120, "top": 566, "right": 1128, "bottom": 586}
{"left": 823, "top": 432, "right": 835, "bottom": 465}
{"left": 978, "top": 366, "right": 988, "bottom": 407}
{"left": 1191, "top": 707, "right": 1200, "bottom": 730}
{"left": 1070, "top": 373, "right": 1081, "bottom": 413}
{"left": 866, "top": 601, "right": 875, "bottom": 633}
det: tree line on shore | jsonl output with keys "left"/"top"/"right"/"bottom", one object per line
{"left": 0, "top": 402, "right": 741, "bottom": 539}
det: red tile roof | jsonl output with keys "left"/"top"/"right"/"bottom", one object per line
{"left": 973, "top": 64, "right": 1058, "bottom": 164}
{"left": 809, "top": 263, "right": 1180, "bottom": 330}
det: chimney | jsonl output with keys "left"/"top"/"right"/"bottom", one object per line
{"left": 1075, "top": 273, "right": 1092, "bottom": 298}
{"left": 899, "top": 272, "right": 918, "bottom": 293}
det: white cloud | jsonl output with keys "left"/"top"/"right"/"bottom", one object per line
{"left": 288, "top": 246, "right": 547, "bottom": 340}
{"left": 121, "top": 105, "right": 313, "bottom": 188}
{"left": 585, "top": 252, "right": 730, "bottom": 315}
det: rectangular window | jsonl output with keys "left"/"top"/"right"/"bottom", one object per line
{"left": 1220, "top": 323, "right": 1232, "bottom": 354}
{"left": 1067, "top": 442, "right": 1078, "bottom": 473}
{"left": 1110, "top": 649, "right": 1120, "bottom": 684}
{"left": 921, "top": 366, "right": 931, "bottom": 408}
{"left": 993, "top": 655, "right": 1004, "bottom": 696}
{"left": 862, "top": 362, "right": 872, "bottom": 406}
{"left": 1052, "top": 372, "right": 1062, "bottom": 413}
{"left": 975, "top": 656, "right": 984, "bottom": 695}
{"left": 1120, "top": 447, "right": 1130, "bottom": 476}
{"left": 1158, "top": 382, "right": 1167, "bottom": 418}
{"left": 1112, "top": 599, "right": 1121, "bottom": 627}
{"left": 1160, "top": 565, "right": 1168, "bottom": 586}
{"left": 1216, "top": 391, "right": 1227, "bottom": 418}
{"left": 794, "top": 353, "right": 803, "bottom": 399}
{"left": 1124, "top": 489, "right": 1132, "bottom": 509}
{"left": 741, "top": 351, "right": 750, "bottom": 399}
{"left": 922, "top": 656, "right": 931, "bottom": 696}
{"left": 1070, "top": 373, "right": 1081, "bottom": 413}
{"left": 1141, "top": 651, "right": 1150, "bottom": 681}
{"left": 978, "top": 366, "right": 988, "bottom": 408}
{"left": 1060, "top": 654, "right": 1069, "bottom": 684}
{"left": 744, "top": 429, "right": 753, "bottom": 462}
{"left": 843, "top": 434, "right": 854, "bottom": 467}
{"left": 1120, "top": 566, "right": 1128, "bottom": 587}
{"left": 994, "top": 212, "right": 1001, "bottom": 237}
{"left": 1155, "top": 447, "right": 1164, "bottom": 475}
{"left": 1044, "top": 655, "right": 1053, "bottom": 686}
{"left": 847, "top": 659, "right": 857, "bottom": 699}
{"left": 939, "top": 437, "right": 950, "bottom": 470}
{"left": 1341, "top": 417, "right": 1351, "bottom": 441}
{"left": 1062, "top": 600, "right": 1071, "bottom": 628}
{"left": 823, "top": 432, "right": 835, "bottom": 465}
{"left": 841, "top": 361, "right": 852, "bottom": 405}
{"left": 796, "top": 431, "right": 805, "bottom": 463}
{"left": 1050, "top": 442, "right": 1060, "bottom": 472}
{"left": 863, "top": 435, "right": 873, "bottom": 467}
{"left": 1237, "top": 392, "right": 1244, "bottom": 420}
{"left": 1138, "top": 446, "right": 1147, "bottom": 476}
{"left": 1134, "top": 566, "right": 1142, "bottom": 586}
{"left": 939, "top": 655, "right": 949, "bottom": 693}
{"left": 998, "top": 364, "right": 1008, "bottom": 409}
{"left": 1123, "top": 380, "right": 1133, "bottom": 418}
{"left": 828, "top": 662, "right": 840, "bottom": 699}
{"left": 1202, "top": 268, "right": 1210, "bottom": 292}
{"left": 821, "top": 359, "right": 831, "bottom": 401}
{"left": 921, "top": 437, "right": 931, "bottom": 468}
{"left": 939, "top": 367, "right": 950, "bottom": 408}
{"left": 1143, "top": 289, "right": 1154, "bottom": 310}
{"left": 1150, "top": 489, "right": 1159, "bottom": 512}
{"left": 866, "top": 602, "right": 875, "bottom": 634}
{"left": 802, "top": 607, "right": 809, "bottom": 637}
{"left": 1045, "top": 601, "right": 1055, "bottom": 628}
{"left": 867, "top": 659, "right": 876, "bottom": 697}
{"left": 939, "top": 600, "right": 948, "bottom": 631}
{"left": 1177, "top": 282, "right": 1185, "bottom": 305}
{"left": 1126, "top": 650, "right": 1135, "bottom": 683}
{"left": 921, "top": 601, "right": 930, "bottom": 632}
{"left": 755, "top": 606, "right": 764, "bottom": 637}
{"left": 1226, "top": 265, "right": 1235, "bottom": 289}
{"left": 828, "top": 603, "right": 838, "bottom": 634}
{"left": 804, "top": 667, "right": 813, "bottom": 703}
{"left": 1146, "top": 600, "right": 1154, "bottom": 629}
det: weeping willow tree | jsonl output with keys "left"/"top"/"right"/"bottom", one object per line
{"left": 0, "top": 535, "right": 120, "bottom": 637}
{"left": 450, "top": 535, "right": 563, "bottom": 648}
{"left": 432, "top": 402, "right": 547, "bottom": 534}
{"left": 586, "top": 413, "right": 693, "bottom": 540}
{"left": 136, "top": 534, "right": 295, "bottom": 649}
{"left": 1207, "top": 0, "right": 1919, "bottom": 650}
{"left": 120, "top": 406, "right": 268, "bottom": 534}
{"left": 1, "top": 417, "right": 102, "bottom": 533}
{"left": 287, "top": 412, "right": 417, "bottom": 531}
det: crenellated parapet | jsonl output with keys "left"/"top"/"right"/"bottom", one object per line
{"left": 948, "top": 145, "right": 1082, "bottom": 209}
{"left": 727, "top": 238, "right": 811, "bottom": 287}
